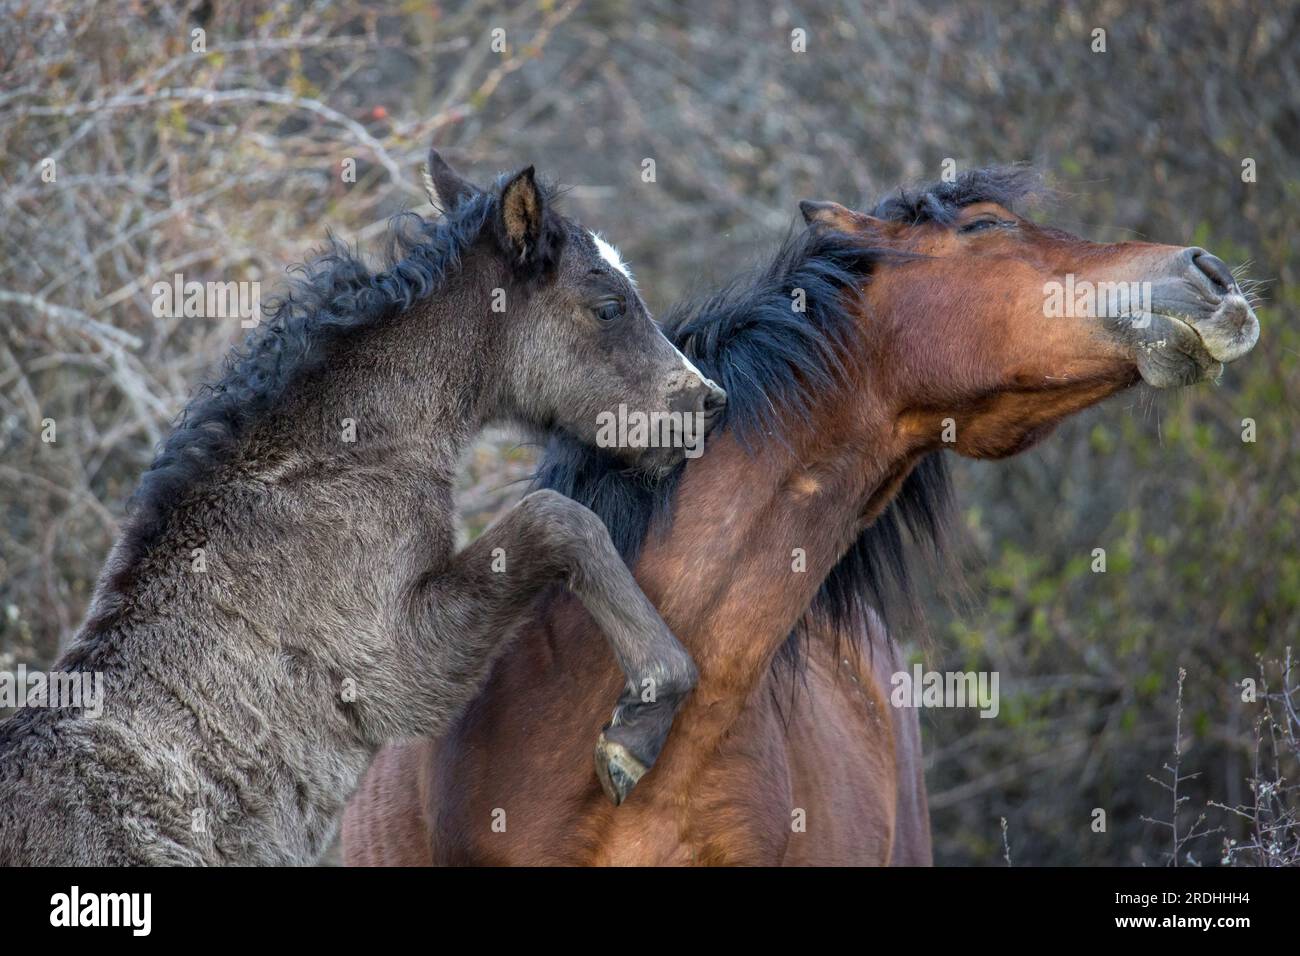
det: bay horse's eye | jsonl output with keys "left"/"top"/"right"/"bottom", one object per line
{"left": 959, "top": 217, "right": 1008, "bottom": 235}
{"left": 593, "top": 298, "right": 626, "bottom": 322}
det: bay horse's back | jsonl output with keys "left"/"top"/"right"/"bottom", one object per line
{"left": 777, "top": 614, "right": 932, "bottom": 866}
{"left": 342, "top": 739, "right": 436, "bottom": 866}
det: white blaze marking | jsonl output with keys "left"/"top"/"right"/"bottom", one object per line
{"left": 591, "top": 231, "right": 635, "bottom": 284}
{"left": 590, "top": 230, "right": 716, "bottom": 389}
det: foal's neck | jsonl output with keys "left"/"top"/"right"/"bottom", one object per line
{"left": 97, "top": 282, "right": 509, "bottom": 634}
{"left": 251, "top": 279, "right": 509, "bottom": 484}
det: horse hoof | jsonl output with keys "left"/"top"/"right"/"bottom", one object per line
{"left": 594, "top": 732, "right": 647, "bottom": 806}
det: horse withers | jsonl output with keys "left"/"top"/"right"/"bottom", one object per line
{"left": 343, "top": 167, "right": 1259, "bottom": 865}
{"left": 0, "top": 148, "right": 723, "bottom": 865}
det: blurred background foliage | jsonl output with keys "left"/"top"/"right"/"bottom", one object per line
{"left": 1, "top": 0, "right": 1296, "bottom": 864}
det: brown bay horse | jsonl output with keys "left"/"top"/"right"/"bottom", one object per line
{"left": 342, "top": 168, "right": 1260, "bottom": 865}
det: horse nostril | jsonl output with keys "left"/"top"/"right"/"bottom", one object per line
{"left": 1192, "top": 250, "right": 1235, "bottom": 296}
{"left": 702, "top": 384, "right": 727, "bottom": 416}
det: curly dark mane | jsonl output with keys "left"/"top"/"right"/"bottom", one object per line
{"left": 119, "top": 179, "right": 562, "bottom": 575}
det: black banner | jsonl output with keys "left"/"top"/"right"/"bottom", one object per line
{"left": 1, "top": 865, "right": 1286, "bottom": 941}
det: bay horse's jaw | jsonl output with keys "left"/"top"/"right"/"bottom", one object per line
{"left": 1130, "top": 314, "right": 1225, "bottom": 389}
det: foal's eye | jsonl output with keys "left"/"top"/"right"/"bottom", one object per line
{"left": 959, "top": 217, "right": 1007, "bottom": 235}
{"left": 592, "top": 299, "right": 626, "bottom": 322}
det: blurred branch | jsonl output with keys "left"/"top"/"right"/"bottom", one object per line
{"left": 0, "top": 291, "right": 142, "bottom": 350}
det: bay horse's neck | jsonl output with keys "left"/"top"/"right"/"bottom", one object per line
{"left": 616, "top": 405, "right": 912, "bottom": 809}
{"left": 430, "top": 394, "right": 917, "bottom": 863}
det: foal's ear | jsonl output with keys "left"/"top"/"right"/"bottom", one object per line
{"left": 799, "top": 199, "right": 881, "bottom": 234}
{"left": 425, "top": 148, "right": 481, "bottom": 213}
{"left": 498, "top": 166, "right": 546, "bottom": 261}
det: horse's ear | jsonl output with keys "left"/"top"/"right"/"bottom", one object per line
{"left": 799, "top": 199, "right": 880, "bottom": 234}
{"left": 498, "top": 166, "right": 546, "bottom": 261}
{"left": 426, "top": 148, "right": 481, "bottom": 213}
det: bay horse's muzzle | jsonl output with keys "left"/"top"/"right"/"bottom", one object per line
{"left": 1122, "top": 245, "right": 1260, "bottom": 388}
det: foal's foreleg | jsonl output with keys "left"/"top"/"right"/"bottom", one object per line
{"left": 413, "top": 489, "right": 697, "bottom": 804}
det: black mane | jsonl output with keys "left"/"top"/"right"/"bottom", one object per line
{"left": 536, "top": 166, "right": 1043, "bottom": 661}
{"left": 871, "top": 164, "right": 1044, "bottom": 224}
{"left": 121, "top": 177, "right": 559, "bottom": 573}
